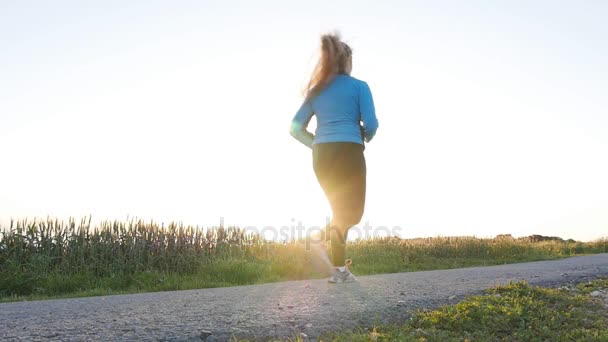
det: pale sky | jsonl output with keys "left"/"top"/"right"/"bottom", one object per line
{"left": 1, "top": 1, "right": 607, "bottom": 241}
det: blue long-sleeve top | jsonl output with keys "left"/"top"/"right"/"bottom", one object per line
{"left": 290, "top": 74, "right": 379, "bottom": 148}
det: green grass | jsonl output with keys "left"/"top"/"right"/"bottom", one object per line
{"left": 1, "top": 217, "right": 607, "bottom": 302}
{"left": 319, "top": 277, "right": 608, "bottom": 341}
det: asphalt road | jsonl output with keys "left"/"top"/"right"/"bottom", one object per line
{"left": 2, "top": 254, "right": 608, "bottom": 341}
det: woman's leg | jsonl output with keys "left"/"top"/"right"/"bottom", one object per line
{"left": 313, "top": 142, "right": 366, "bottom": 268}
{"left": 329, "top": 220, "right": 349, "bottom": 267}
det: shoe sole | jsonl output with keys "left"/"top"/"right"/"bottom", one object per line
{"left": 327, "top": 277, "right": 357, "bottom": 284}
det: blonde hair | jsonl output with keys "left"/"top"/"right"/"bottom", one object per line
{"left": 304, "top": 33, "right": 352, "bottom": 101}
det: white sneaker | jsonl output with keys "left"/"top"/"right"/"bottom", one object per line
{"left": 328, "top": 259, "right": 357, "bottom": 283}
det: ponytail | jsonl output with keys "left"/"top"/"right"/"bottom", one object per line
{"left": 304, "top": 33, "right": 352, "bottom": 101}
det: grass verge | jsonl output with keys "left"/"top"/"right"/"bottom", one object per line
{"left": 319, "top": 277, "right": 608, "bottom": 342}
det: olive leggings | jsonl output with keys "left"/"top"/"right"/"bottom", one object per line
{"left": 312, "top": 142, "right": 366, "bottom": 267}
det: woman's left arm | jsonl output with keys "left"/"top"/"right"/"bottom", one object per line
{"left": 290, "top": 101, "right": 315, "bottom": 148}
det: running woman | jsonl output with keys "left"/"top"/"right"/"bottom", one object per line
{"left": 290, "top": 33, "right": 379, "bottom": 283}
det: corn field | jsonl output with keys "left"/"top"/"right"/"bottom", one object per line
{"left": 0, "top": 217, "right": 267, "bottom": 276}
{"left": 1, "top": 217, "right": 607, "bottom": 299}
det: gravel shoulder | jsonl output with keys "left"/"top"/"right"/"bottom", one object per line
{"left": 2, "top": 254, "right": 608, "bottom": 341}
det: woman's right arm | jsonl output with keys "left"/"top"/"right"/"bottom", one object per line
{"left": 360, "top": 81, "right": 379, "bottom": 142}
